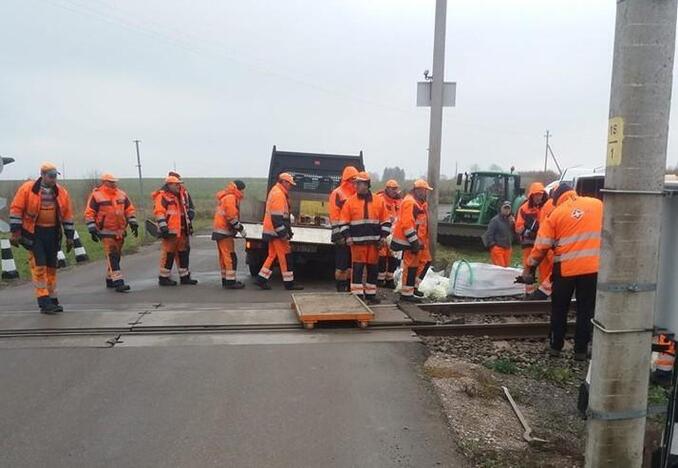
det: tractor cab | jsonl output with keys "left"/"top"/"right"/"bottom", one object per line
{"left": 452, "top": 171, "right": 522, "bottom": 226}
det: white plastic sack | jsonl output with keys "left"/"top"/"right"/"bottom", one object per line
{"left": 417, "top": 269, "right": 449, "bottom": 301}
{"left": 392, "top": 267, "right": 449, "bottom": 301}
{"left": 448, "top": 260, "right": 524, "bottom": 298}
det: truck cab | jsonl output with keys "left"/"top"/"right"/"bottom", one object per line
{"left": 243, "top": 146, "right": 364, "bottom": 276}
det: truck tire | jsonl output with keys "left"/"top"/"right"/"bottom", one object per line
{"left": 247, "top": 250, "right": 265, "bottom": 277}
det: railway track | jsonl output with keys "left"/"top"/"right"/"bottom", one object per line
{"left": 0, "top": 299, "right": 571, "bottom": 340}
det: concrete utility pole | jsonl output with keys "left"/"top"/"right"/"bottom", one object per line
{"left": 426, "top": 0, "right": 447, "bottom": 260}
{"left": 134, "top": 139, "right": 145, "bottom": 220}
{"left": 586, "top": 1, "right": 677, "bottom": 466}
{"left": 543, "top": 130, "right": 551, "bottom": 172}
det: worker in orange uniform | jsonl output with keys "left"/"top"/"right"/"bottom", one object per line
{"left": 256, "top": 173, "right": 304, "bottom": 290}
{"left": 339, "top": 172, "right": 391, "bottom": 304}
{"left": 375, "top": 179, "right": 402, "bottom": 289}
{"left": 328, "top": 166, "right": 359, "bottom": 292}
{"left": 515, "top": 182, "right": 547, "bottom": 266}
{"left": 527, "top": 191, "right": 556, "bottom": 300}
{"left": 9, "top": 162, "right": 75, "bottom": 314}
{"left": 391, "top": 179, "right": 433, "bottom": 302}
{"left": 153, "top": 175, "right": 198, "bottom": 286}
{"left": 167, "top": 171, "right": 196, "bottom": 273}
{"left": 522, "top": 183, "right": 603, "bottom": 360}
{"left": 484, "top": 201, "right": 515, "bottom": 267}
{"left": 84, "top": 173, "right": 138, "bottom": 293}
{"left": 212, "top": 180, "right": 247, "bottom": 289}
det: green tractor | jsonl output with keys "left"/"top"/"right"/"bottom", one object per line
{"left": 438, "top": 170, "right": 525, "bottom": 245}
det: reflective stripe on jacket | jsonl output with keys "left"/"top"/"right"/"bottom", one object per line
{"left": 212, "top": 182, "right": 244, "bottom": 239}
{"left": 339, "top": 191, "right": 390, "bottom": 244}
{"left": 84, "top": 186, "right": 136, "bottom": 238}
{"left": 528, "top": 190, "right": 603, "bottom": 277}
{"left": 390, "top": 194, "right": 427, "bottom": 251}
{"left": 262, "top": 182, "right": 292, "bottom": 241}
{"left": 9, "top": 178, "right": 75, "bottom": 244}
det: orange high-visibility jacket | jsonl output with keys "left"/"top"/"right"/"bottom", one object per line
{"left": 375, "top": 191, "right": 401, "bottom": 224}
{"left": 10, "top": 178, "right": 75, "bottom": 243}
{"left": 153, "top": 187, "right": 188, "bottom": 237}
{"left": 262, "top": 182, "right": 292, "bottom": 241}
{"left": 528, "top": 190, "right": 603, "bottom": 277}
{"left": 212, "top": 182, "right": 244, "bottom": 239}
{"left": 515, "top": 182, "right": 546, "bottom": 247}
{"left": 339, "top": 191, "right": 390, "bottom": 244}
{"left": 84, "top": 186, "right": 136, "bottom": 239}
{"left": 391, "top": 194, "right": 428, "bottom": 251}
{"left": 329, "top": 182, "right": 355, "bottom": 242}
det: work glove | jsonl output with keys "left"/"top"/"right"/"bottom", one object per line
{"left": 188, "top": 210, "right": 195, "bottom": 221}
{"left": 65, "top": 238, "right": 74, "bottom": 253}
{"left": 239, "top": 227, "right": 248, "bottom": 238}
{"left": 410, "top": 240, "right": 421, "bottom": 253}
{"left": 520, "top": 266, "right": 536, "bottom": 284}
{"left": 129, "top": 222, "right": 139, "bottom": 238}
{"left": 160, "top": 226, "right": 170, "bottom": 239}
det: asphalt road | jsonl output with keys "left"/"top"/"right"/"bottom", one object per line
{"left": 0, "top": 236, "right": 463, "bottom": 467}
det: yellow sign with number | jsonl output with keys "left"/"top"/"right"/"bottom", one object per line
{"left": 607, "top": 117, "right": 624, "bottom": 166}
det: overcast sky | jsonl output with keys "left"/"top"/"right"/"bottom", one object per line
{"left": 1, "top": 0, "right": 674, "bottom": 180}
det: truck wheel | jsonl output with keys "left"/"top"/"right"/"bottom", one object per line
{"left": 247, "top": 250, "right": 264, "bottom": 277}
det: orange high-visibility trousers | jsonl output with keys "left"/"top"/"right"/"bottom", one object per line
{"left": 490, "top": 246, "right": 512, "bottom": 267}
{"left": 258, "top": 238, "right": 294, "bottom": 283}
{"left": 217, "top": 237, "right": 237, "bottom": 282}
{"left": 102, "top": 237, "right": 125, "bottom": 284}
{"left": 160, "top": 236, "right": 190, "bottom": 278}
{"left": 350, "top": 244, "right": 379, "bottom": 297}
{"left": 377, "top": 243, "right": 400, "bottom": 282}
{"left": 28, "top": 226, "right": 59, "bottom": 299}
{"left": 537, "top": 250, "right": 554, "bottom": 295}
{"left": 401, "top": 248, "right": 432, "bottom": 296}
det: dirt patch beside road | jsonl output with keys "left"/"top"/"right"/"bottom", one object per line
{"left": 423, "top": 339, "right": 588, "bottom": 468}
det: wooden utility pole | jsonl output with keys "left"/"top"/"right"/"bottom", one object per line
{"left": 586, "top": 1, "right": 677, "bottom": 466}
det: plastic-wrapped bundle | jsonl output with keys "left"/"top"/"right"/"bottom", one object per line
{"left": 448, "top": 260, "right": 524, "bottom": 298}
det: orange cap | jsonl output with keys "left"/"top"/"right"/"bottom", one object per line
{"left": 354, "top": 171, "right": 371, "bottom": 182}
{"left": 278, "top": 172, "right": 297, "bottom": 186}
{"left": 100, "top": 172, "right": 119, "bottom": 182}
{"left": 40, "top": 161, "right": 59, "bottom": 173}
{"left": 385, "top": 179, "right": 400, "bottom": 189}
{"left": 413, "top": 179, "right": 433, "bottom": 191}
{"left": 165, "top": 175, "right": 181, "bottom": 184}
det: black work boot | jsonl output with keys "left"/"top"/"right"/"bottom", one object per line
{"left": 106, "top": 279, "right": 114, "bottom": 288}
{"left": 38, "top": 296, "right": 59, "bottom": 314}
{"left": 399, "top": 294, "right": 421, "bottom": 303}
{"left": 365, "top": 295, "right": 381, "bottom": 305}
{"left": 158, "top": 276, "right": 178, "bottom": 286}
{"left": 50, "top": 298, "right": 64, "bottom": 312}
{"left": 413, "top": 289, "right": 424, "bottom": 298}
{"left": 336, "top": 280, "right": 348, "bottom": 292}
{"left": 526, "top": 289, "right": 548, "bottom": 301}
{"left": 255, "top": 277, "right": 272, "bottom": 290}
{"left": 377, "top": 279, "right": 386, "bottom": 288}
{"left": 115, "top": 283, "right": 131, "bottom": 293}
{"left": 284, "top": 282, "right": 304, "bottom": 291}
{"left": 180, "top": 275, "right": 198, "bottom": 285}
{"left": 223, "top": 280, "right": 245, "bottom": 290}
{"left": 384, "top": 279, "right": 397, "bottom": 290}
